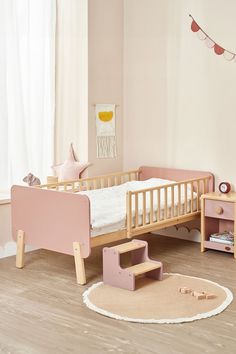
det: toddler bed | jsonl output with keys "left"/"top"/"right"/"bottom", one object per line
{"left": 11, "top": 166, "right": 214, "bottom": 284}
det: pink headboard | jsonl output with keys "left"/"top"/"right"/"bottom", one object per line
{"left": 138, "top": 166, "right": 214, "bottom": 192}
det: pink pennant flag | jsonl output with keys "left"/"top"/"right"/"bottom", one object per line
{"left": 214, "top": 44, "right": 224, "bottom": 55}
{"left": 191, "top": 20, "right": 200, "bottom": 32}
{"left": 190, "top": 15, "right": 236, "bottom": 61}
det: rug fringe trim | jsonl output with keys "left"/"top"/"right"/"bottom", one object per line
{"left": 82, "top": 273, "right": 233, "bottom": 324}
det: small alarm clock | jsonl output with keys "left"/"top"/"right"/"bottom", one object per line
{"left": 219, "top": 182, "right": 231, "bottom": 194}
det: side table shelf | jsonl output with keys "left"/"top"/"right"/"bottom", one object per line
{"left": 201, "top": 192, "right": 236, "bottom": 259}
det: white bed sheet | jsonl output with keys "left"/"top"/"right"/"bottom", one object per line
{"left": 78, "top": 178, "right": 197, "bottom": 237}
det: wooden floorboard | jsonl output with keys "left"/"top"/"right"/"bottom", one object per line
{"left": 0, "top": 234, "right": 236, "bottom": 354}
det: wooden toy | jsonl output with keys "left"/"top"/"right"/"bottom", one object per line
{"left": 206, "top": 293, "right": 216, "bottom": 299}
{"left": 179, "top": 287, "right": 192, "bottom": 294}
{"left": 179, "top": 288, "right": 217, "bottom": 300}
{"left": 193, "top": 292, "right": 207, "bottom": 300}
{"left": 103, "top": 239, "right": 163, "bottom": 290}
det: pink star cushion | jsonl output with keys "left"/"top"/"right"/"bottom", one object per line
{"left": 52, "top": 144, "right": 91, "bottom": 181}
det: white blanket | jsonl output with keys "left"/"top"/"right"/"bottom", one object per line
{"left": 78, "top": 178, "right": 197, "bottom": 237}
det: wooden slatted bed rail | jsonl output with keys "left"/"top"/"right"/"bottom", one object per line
{"left": 38, "top": 169, "right": 139, "bottom": 192}
{"left": 126, "top": 176, "right": 212, "bottom": 238}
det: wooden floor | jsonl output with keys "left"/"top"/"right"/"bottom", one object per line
{"left": 0, "top": 234, "right": 236, "bottom": 354}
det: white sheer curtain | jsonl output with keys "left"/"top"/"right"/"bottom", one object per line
{"left": 0, "top": 0, "right": 56, "bottom": 190}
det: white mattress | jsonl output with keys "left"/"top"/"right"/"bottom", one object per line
{"left": 78, "top": 178, "right": 197, "bottom": 237}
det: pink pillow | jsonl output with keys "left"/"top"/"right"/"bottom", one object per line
{"left": 52, "top": 144, "right": 91, "bottom": 181}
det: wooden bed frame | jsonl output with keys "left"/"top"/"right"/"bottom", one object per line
{"left": 11, "top": 166, "right": 214, "bottom": 284}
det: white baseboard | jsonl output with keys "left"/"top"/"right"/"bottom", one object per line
{"left": 0, "top": 241, "right": 38, "bottom": 259}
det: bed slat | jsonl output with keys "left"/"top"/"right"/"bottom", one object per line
{"left": 126, "top": 175, "right": 212, "bottom": 238}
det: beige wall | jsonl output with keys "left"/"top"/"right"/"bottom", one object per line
{"left": 88, "top": 0, "right": 123, "bottom": 176}
{"left": 55, "top": 0, "right": 88, "bottom": 164}
{"left": 56, "top": 0, "right": 124, "bottom": 177}
{"left": 124, "top": 0, "right": 168, "bottom": 169}
{"left": 123, "top": 0, "right": 236, "bottom": 189}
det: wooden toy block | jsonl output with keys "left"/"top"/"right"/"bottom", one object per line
{"left": 196, "top": 293, "right": 207, "bottom": 300}
{"left": 179, "top": 287, "right": 192, "bottom": 294}
{"left": 206, "top": 293, "right": 216, "bottom": 299}
{"left": 181, "top": 288, "right": 217, "bottom": 300}
{"left": 192, "top": 291, "right": 206, "bottom": 300}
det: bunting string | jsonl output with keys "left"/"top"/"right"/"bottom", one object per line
{"left": 189, "top": 14, "right": 236, "bottom": 61}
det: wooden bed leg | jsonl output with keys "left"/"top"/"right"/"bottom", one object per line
{"left": 73, "top": 242, "right": 86, "bottom": 285}
{"left": 16, "top": 230, "right": 25, "bottom": 269}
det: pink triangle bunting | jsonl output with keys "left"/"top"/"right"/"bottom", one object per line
{"left": 189, "top": 14, "right": 236, "bottom": 62}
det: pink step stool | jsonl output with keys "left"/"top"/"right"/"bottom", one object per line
{"left": 103, "top": 239, "right": 163, "bottom": 291}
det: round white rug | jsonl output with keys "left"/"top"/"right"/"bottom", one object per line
{"left": 83, "top": 273, "right": 233, "bottom": 324}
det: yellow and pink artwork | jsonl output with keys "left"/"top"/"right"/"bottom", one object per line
{"left": 98, "top": 111, "right": 113, "bottom": 122}
{"left": 95, "top": 104, "right": 117, "bottom": 158}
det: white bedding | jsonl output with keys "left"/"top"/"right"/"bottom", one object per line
{"left": 78, "top": 178, "right": 197, "bottom": 237}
